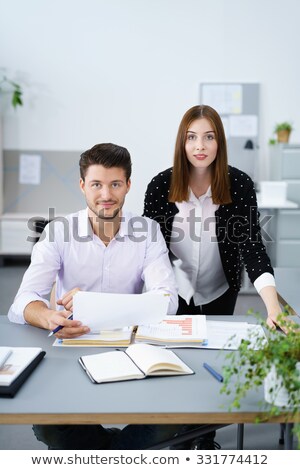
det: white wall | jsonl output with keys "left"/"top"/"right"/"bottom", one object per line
{"left": 1, "top": 0, "right": 300, "bottom": 214}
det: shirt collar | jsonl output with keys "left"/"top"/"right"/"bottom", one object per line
{"left": 188, "top": 186, "right": 212, "bottom": 203}
{"left": 117, "top": 210, "right": 131, "bottom": 238}
{"left": 77, "top": 208, "right": 93, "bottom": 239}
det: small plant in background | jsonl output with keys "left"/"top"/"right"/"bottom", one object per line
{"left": 274, "top": 122, "right": 293, "bottom": 143}
{"left": 220, "top": 310, "right": 300, "bottom": 447}
{"left": 274, "top": 122, "right": 293, "bottom": 133}
{"left": 0, "top": 73, "right": 23, "bottom": 109}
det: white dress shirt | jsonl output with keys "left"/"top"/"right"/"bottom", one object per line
{"left": 8, "top": 209, "right": 178, "bottom": 323}
{"left": 169, "top": 188, "right": 275, "bottom": 306}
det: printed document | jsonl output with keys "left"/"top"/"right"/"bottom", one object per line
{"left": 135, "top": 315, "right": 208, "bottom": 347}
{"left": 203, "top": 321, "right": 267, "bottom": 350}
{"left": 73, "top": 291, "right": 170, "bottom": 332}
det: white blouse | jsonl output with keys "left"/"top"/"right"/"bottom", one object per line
{"left": 169, "top": 187, "right": 275, "bottom": 306}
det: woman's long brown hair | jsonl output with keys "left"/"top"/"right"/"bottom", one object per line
{"left": 169, "top": 105, "right": 232, "bottom": 204}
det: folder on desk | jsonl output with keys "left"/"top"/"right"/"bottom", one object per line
{"left": 55, "top": 326, "right": 134, "bottom": 347}
{"left": 0, "top": 347, "right": 46, "bottom": 398}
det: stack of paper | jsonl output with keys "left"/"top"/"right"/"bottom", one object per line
{"left": 135, "top": 315, "right": 208, "bottom": 347}
{"left": 54, "top": 327, "right": 134, "bottom": 347}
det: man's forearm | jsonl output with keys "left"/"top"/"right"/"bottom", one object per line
{"left": 24, "top": 300, "right": 54, "bottom": 330}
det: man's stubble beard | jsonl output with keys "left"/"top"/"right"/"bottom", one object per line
{"left": 87, "top": 202, "right": 122, "bottom": 221}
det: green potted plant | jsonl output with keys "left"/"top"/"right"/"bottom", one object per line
{"left": 274, "top": 122, "right": 293, "bottom": 143}
{"left": 0, "top": 73, "right": 23, "bottom": 109}
{"left": 221, "top": 312, "right": 300, "bottom": 447}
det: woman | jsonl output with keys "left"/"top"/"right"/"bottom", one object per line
{"left": 143, "top": 105, "right": 282, "bottom": 328}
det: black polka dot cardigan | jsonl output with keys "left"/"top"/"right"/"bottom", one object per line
{"left": 143, "top": 166, "right": 274, "bottom": 292}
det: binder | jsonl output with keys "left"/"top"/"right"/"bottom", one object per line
{"left": 0, "top": 351, "right": 46, "bottom": 398}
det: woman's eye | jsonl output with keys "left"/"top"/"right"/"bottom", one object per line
{"left": 205, "top": 134, "right": 215, "bottom": 141}
{"left": 187, "top": 134, "right": 196, "bottom": 140}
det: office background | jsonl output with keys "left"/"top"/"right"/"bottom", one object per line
{"left": 1, "top": 0, "right": 299, "bottom": 450}
{"left": 1, "top": 0, "right": 300, "bottom": 216}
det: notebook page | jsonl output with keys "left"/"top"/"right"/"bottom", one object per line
{"left": 80, "top": 350, "right": 144, "bottom": 382}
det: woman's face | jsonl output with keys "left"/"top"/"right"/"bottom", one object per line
{"left": 185, "top": 118, "right": 218, "bottom": 170}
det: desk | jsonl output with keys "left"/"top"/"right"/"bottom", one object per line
{"left": 256, "top": 195, "right": 298, "bottom": 210}
{"left": 0, "top": 316, "right": 293, "bottom": 434}
{"left": 275, "top": 267, "right": 300, "bottom": 316}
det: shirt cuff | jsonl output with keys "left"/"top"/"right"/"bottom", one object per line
{"left": 253, "top": 273, "right": 276, "bottom": 293}
{"left": 8, "top": 294, "right": 50, "bottom": 324}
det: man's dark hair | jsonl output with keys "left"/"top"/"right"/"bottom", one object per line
{"left": 79, "top": 143, "right": 132, "bottom": 181}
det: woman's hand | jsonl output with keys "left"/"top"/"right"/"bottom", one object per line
{"left": 266, "top": 311, "right": 281, "bottom": 329}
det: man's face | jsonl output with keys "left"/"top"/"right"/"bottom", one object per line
{"left": 80, "top": 164, "right": 131, "bottom": 220}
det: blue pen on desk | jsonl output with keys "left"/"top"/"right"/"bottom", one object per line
{"left": 48, "top": 314, "right": 73, "bottom": 337}
{"left": 203, "top": 362, "right": 223, "bottom": 382}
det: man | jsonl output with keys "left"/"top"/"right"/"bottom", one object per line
{"left": 8, "top": 143, "right": 179, "bottom": 449}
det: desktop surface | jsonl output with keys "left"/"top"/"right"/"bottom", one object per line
{"left": 0, "top": 315, "right": 289, "bottom": 426}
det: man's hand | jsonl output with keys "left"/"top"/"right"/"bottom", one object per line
{"left": 48, "top": 309, "right": 90, "bottom": 339}
{"left": 56, "top": 287, "right": 81, "bottom": 312}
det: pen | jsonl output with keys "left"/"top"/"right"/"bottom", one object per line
{"left": 48, "top": 314, "right": 73, "bottom": 337}
{"left": 0, "top": 349, "right": 12, "bottom": 369}
{"left": 203, "top": 362, "right": 223, "bottom": 382}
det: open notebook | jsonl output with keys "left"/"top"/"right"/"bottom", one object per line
{"left": 79, "top": 343, "right": 194, "bottom": 383}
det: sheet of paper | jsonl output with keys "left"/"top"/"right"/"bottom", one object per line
{"left": 19, "top": 154, "right": 41, "bottom": 185}
{"left": 202, "top": 321, "right": 267, "bottom": 350}
{"left": 202, "top": 84, "right": 242, "bottom": 114}
{"left": 73, "top": 291, "right": 170, "bottom": 332}
{"left": 136, "top": 315, "right": 207, "bottom": 342}
{"left": 229, "top": 115, "right": 258, "bottom": 137}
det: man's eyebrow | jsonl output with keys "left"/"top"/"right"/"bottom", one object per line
{"left": 90, "top": 179, "right": 124, "bottom": 183}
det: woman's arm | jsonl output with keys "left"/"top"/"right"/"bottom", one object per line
{"left": 258, "top": 285, "right": 282, "bottom": 329}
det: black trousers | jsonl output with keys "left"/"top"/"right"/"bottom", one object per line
{"left": 177, "top": 287, "right": 238, "bottom": 316}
